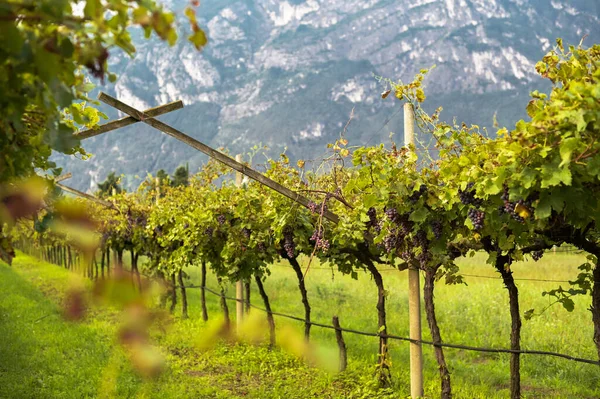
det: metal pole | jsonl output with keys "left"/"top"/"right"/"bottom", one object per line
{"left": 405, "top": 102, "right": 424, "bottom": 398}
{"left": 235, "top": 154, "right": 245, "bottom": 330}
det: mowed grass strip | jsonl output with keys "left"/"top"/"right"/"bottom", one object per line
{"left": 0, "top": 256, "right": 145, "bottom": 399}
{"left": 184, "top": 251, "right": 600, "bottom": 398}
{"left": 1, "top": 255, "right": 390, "bottom": 399}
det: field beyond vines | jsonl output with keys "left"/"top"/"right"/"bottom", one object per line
{"left": 0, "top": 251, "right": 598, "bottom": 399}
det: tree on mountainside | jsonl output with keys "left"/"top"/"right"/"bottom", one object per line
{"left": 157, "top": 169, "right": 170, "bottom": 186}
{"left": 97, "top": 172, "right": 123, "bottom": 197}
{"left": 171, "top": 165, "right": 189, "bottom": 187}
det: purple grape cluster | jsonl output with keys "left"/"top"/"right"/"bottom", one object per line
{"left": 409, "top": 184, "right": 428, "bottom": 203}
{"left": 366, "top": 207, "right": 379, "bottom": 231}
{"left": 501, "top": 184, "right": 510, "bottom": 201}
{"left": 501, "top": 186, "right": 528, "bottom": 223}
{"left": 375, "top": 220, "right": 383, "bottom": 233}
{"left": 308, "top": 201, "right": 318, "bottom": 214}
{"left": 385, "top": 207, "right": 400, "bottom": 223}
{"left": 431, "top": 220, "right": 443, "bottom": 240}
{"left": 316, "top": 238, "right": 330, "bottom": 252}
{"left": 413, "top": 229, "right": 429, "bottom": 249}
{"left": 381, "top": 212, "right": 417, "bottom": 255}
{"left": 400, "top": 250, "right": 413, "bottom": 262}
{"left": 217, "top": 214, "right": 226, "bottom": 225}
{"left": 135, "top": 215, "right": 148, "bottom": 227}
{"left": 468, "top": 208, "right": 485, "bottom": 230}
{"left": 532, "top": 250, "right": 543, "bottom": 261}
{"left": 204, "top": 227, "right": 214, "bottom": 237}
{"left": 310, "top": 228, "right": 322, "bottom": 242}
{"left": 399, "top": 216, "right": 414, "bottom": 236}
{"left": 498, "top": 204, "right": 506, "bottom": 215}
{"left": 459, "top": 182, "right": 483, "bottom": 207}
{"left": 283, "top": 227, "right": 295, "bottom": 258}
{"left": 416, "top": 250, "right": 432, "bottom": 267}
{"left": 241, "top": 227, "right": 251, "bottom": 238}
{"left": 503, "top": 202, "right": 524, "bottom": 222}
{"left": 383, "top": 231, "right": 400, "bottom": 253}
{"left": 258, "top": 242, "right": 267, "bottom": 252}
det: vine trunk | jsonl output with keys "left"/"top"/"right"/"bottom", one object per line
{"left": 363, "top": 257, "right": 390, "bottom": 387}
{"left": 178, "top": 270, "right": 188, "bottom": 319}
{"left": 288, "top": 256, "right": 311, "bottom": 341}
{"left": 255, "top": 275, "right": 276, "bottom": 347}
{"left": 200, "top": 261, "right": 208, "bottom": 321}
{"left": 592, "top": 264, "right": 600, "bottom": 360}
{"left": 424, "top": 268, "right": 452, "bottom": 399}
{"left": 497, "top": 256, "right": 521, "bottom": 399}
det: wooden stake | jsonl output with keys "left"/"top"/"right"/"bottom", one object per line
{"left": 332, "top": 316, "right": 347, "bottom": 372}
{"left": 56, "top": 182, "right": 115, "bottom": 208}
{"left": 200, "top": 261, "right": 208, "bottom": 321}
{"left": 55, "top": 172, "right": 72, "bottom": 183}
{"left": 155, "top": 177, "right": 160, "bottom": 205}
{"left": 235, "top": 154, "right": 245, "bottom": 330}
{"left": 405, "top": 102, "right": 424, "bottom": 398}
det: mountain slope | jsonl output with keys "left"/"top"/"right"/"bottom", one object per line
{"left": 55, "top": 0, "right": 600, "bottom": 190}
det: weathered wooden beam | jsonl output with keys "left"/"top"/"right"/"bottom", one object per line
{"left": 55, "top": 172, "right": 72, "bottom": 183}
{"left": 55, "top": 182, "right": 115, "bottom": 209}
{"left": 75, "top": 100, "right": 184, "bottom": 140}
{"left": 97, "top": 92, "right": 339, "bottom": 223}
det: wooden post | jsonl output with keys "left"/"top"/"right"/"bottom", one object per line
{"left": 332, "top": 316, "right": 347, "bottom": 372}
{"left": 155, "top": 177, "right": 160, "bottom": 205}
{"left": 55, "top": 183, "right": 114, "bottom": 209}
{"left": 235, "top": 154, "right": 245, "bottom": 330}
{"left": 106, "top": 249, "right": 110, "bottom": 277}
{"left": 200, "top": 261, "right": 208, "bottom": 321}
{"left": 405, "top": 102, "right": 424, "bottom": 398}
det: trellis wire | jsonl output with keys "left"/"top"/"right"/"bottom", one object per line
{"left": 15, "top": 244, "right": 599, "bottom": 367}
{"left": 196, "top": 285, "right": 600, "bottom": 367}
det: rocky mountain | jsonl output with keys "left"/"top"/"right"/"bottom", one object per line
{"left": 55, "top": 0, "right": 600, "bottom": 191}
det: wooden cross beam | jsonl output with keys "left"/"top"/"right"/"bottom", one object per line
{"left": 96, "top": 92, "right": 340, "bottom": 223}
{"left": 74, "top": 100, "right": 184, "bottom": 140}
{"left": 55, "top": 182, "right": 115, "bottom": 209}
{"left": 55, "top": 173, "right": 72, "bottom": 183}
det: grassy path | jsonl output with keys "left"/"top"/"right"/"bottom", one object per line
{"left": 0, "top": 256, "right": 146, "bottom": 398}
{"left": 0, "top": 255, "right": 370, "bottom": 399}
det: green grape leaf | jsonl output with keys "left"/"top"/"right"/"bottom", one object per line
{"left": 541, "top": 163, "right": 571, "bottom": 188}
{"left": 558, "top": 137, "right": 579, "bottom": 167}
{"left": 409, "top": 207, "right": 429, "bottom": 222}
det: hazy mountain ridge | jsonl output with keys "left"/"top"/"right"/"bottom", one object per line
{"left": 55, "top": 0, "right": 600, "bottom": 190}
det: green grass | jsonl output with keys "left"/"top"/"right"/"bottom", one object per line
{"left": 1, "top": 250, "right": 599, "bottom": 398}
{"left": 183, "top": 250, "right": 600, "bottom": 399}
{"left": 0, "top": 254, "right": 390, "bottom": 398}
